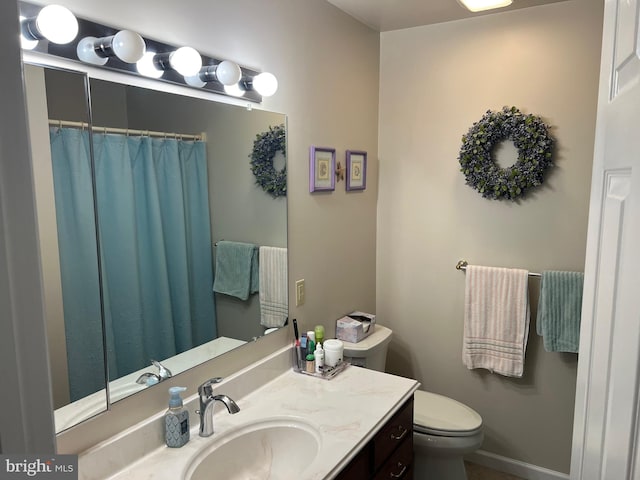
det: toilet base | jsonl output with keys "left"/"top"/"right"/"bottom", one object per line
{"left": 413, "top": 430, "right": 483, "bottom": 480}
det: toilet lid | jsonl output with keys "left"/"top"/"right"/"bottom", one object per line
{"left": 414, "top": 390, "right": 482, "bottom": 437}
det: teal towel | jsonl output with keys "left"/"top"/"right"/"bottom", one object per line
{"left": 212, "top": 241, "right": 259, "bottom": 300}
{"left": 536, "top": 271, "right": 584, "bottom": 352}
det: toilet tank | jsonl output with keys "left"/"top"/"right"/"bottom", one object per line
{"left": 341, "top": 325, "right": 393, "bottom": 372}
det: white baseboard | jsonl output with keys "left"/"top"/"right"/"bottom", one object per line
{"left": 465, "top": 450, "right": 570, "bottom": 480}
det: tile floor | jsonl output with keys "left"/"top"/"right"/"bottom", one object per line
{"left": 464, "top": 461, "right": 525, "bottom": 480}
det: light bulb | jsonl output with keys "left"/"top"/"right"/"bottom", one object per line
{"left": 137, "top": 51, "right": 163, "bottom": 78}
{"left": 184, "top": 74, "right": 206, "bottom": 88}
{"left": 77, "top": 31, "right": 146, "bottom": 65}
{"left": 35, "top": 5, "right": 78, "bottom": 44}
{"left": 77, "top": 37, "right": 108, "bottom": 65}
{"left": 111, "top": 30, "right": 146, "bottom": 63}
{"left": 252, "top": 72, "right": 278, "bottom": 97}
{"left": 19, "top": 16, "right": 38, "bottom": 50}
{"left": 215, "top": 61, "right": 242, "bottom": 86}
{"left": 224, "top": 84, "right": 245, "bottom": 97}
{"left": 169, "top": 47, "right": 202, "bottom": 77}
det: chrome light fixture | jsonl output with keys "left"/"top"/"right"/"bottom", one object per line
{"left": 19, "top": 0, "right": 274, "bottom": 103}
{"left": 185, "top": 60, "right": 242, "bottom": 88}
{"left": 458, "top": 0, "right": 512, "bottom": 12}
{"left": 20, "top": 4, "right": 78, "bottom": 48}
{"left": 77, "top": 30, "right": 146, "bottom": 65}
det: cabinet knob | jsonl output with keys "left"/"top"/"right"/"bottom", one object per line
{"left": 389, "top": 462, "right": 408, "bottom": 478}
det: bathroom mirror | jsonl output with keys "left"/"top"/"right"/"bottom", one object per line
{"left": 24, "top": 63, "right": 287, "bottom": 433}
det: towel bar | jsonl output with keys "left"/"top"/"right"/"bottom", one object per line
{"left": 455, "top": 259, "right": 542, "bottom": 278}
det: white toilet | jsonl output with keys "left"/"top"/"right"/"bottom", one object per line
{"left": 341, "top": 325, "right": 484, "bottom": 480}
{"left": 413, "top": 390, "right": 483, "bottom": 479}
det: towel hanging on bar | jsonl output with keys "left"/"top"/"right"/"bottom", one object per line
{"left": 462, "top": 265, "right": 531, "bottom": 377}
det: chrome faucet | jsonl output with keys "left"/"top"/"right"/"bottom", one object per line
{"left": 135, "top": 359, "right": 173, "bottom": 385}
{"left": 152, "top": 360, "right": 172, "bottom": 380}
{"left": 197, "top": 377, "right": 240, "bottom": 437}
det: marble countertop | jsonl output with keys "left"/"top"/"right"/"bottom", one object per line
{"left": 104, "top": 362, "right": 418, "bottom": 480}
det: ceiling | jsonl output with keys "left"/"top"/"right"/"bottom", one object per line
{"left": 326, "top": 0, "right": 569, "bottom": 32}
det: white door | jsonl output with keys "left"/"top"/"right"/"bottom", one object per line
{"left": 570, "top": 0, "right": 640, "bottom": 478}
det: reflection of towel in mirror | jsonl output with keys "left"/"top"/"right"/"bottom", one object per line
{"left": 213, "top": 241, "right": 259, "bottom": 300}
{"left": 259, "top": 246, "right": 288, "bottom": 328}
{"left": 463, "top": 265, "right": 530, "bottom": 377}
{"left": 536, "top": 271, "right": 583, "bottom": 353}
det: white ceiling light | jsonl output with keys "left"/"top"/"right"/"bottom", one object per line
{"left": 458, "top": 0, "right": 512, "bottom": 12}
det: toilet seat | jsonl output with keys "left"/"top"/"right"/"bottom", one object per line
{"left": 413, "top": 390, "right": 482, "bottom": 438}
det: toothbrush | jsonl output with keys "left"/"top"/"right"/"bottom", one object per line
{"left": 292, "top": 319, "right": 302, "bottom": 370}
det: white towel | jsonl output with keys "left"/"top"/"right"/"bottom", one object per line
{"left": 463, "top": 265, "right": 530, "bottom": 377}
{"left": 259, "top": 246, "right": 288, "bottom": 328}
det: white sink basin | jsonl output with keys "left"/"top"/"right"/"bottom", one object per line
{"left": 184, "top": 418, "right": 321, "bottom": 480}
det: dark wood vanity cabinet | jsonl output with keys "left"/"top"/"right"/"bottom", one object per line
{"left": 335, "top": 396, "right": 414, "bottom": 480}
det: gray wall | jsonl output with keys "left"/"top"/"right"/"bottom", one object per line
{"left": 377, "top": 0, "right": 603, "bottom": 473}
{"left": 0, "top": 0, "right": 56, "bottom": 453}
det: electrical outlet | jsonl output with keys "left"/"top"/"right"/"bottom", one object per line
{"left": 295, "top": 279, "right": 305, "bottom": 306}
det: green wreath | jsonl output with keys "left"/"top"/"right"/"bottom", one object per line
{"left": 458, "top": 106, "right": 554, "bottom": 201}
{"left": 249, "top": 124, "right": 286, "bottom": 198}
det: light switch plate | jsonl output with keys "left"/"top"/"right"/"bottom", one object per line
{"left": 295, "top": 279, "right": 305, "bottom": 306}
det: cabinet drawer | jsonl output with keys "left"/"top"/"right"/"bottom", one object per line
{"left": 373, "top": 398, "right": 414, "bottom": 471}
{"left": 374, "top": 435, "right": 413, "bottom": 480}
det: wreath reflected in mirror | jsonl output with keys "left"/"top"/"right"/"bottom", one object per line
{"left": 250, "top": 124, "right": 286, "bottom": 198}
{"left": 458, "top": 106, "right": 554, "bottom": 201}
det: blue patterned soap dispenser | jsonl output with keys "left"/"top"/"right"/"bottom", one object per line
{"left": 165, "top": 386, "right": 190, "bottom": 448}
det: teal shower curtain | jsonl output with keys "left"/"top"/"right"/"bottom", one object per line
{"left": 50, "top": 127, "right": 217, "bottom": 399}
{"left": 50, "top": 128, "right": 105, "bottom": 402}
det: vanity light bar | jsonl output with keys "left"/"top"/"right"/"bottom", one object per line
{"left": 18, "top": 1, "right": 271, "bottom": 103}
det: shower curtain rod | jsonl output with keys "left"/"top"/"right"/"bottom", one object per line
{"left": 49, "top": 119, "right": 205, "bottom": 141}
{"left": 455, "top": 260, "right": 542, "bottom": 278}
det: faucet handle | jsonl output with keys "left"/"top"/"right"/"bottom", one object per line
{"left": 198, "top": 377, "right": 223, "bottom": 397}
{"left": 151, "top": 360, "right": 172, "bottom": 380}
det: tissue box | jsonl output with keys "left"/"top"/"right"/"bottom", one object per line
{"left": 336, "top": 311, "right": 376, "bottom": 343}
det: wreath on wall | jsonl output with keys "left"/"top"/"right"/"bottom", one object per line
{"left": 458, "top": 106, "right": 554, "bottom": 201}
{"left": 249, "top": 124, "right": 287, "bottom": 198}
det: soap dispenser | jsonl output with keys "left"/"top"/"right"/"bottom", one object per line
{"left": 165, "top": 386, "right": 190, "bottom": 448}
